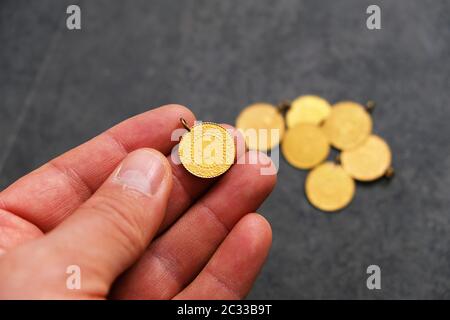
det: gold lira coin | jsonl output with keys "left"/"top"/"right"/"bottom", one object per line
{"left": 323, "top": 101, "right": 372, "bottom": 150}
{"left": 236, "top": 103, "right": 285, "bottom": 151}
{"left": 179, "top": 122, "right": 235, "bottom": 178}
{"left": 282, "top": 124, "right": 330, "bottom": 169}
{"left": 341, "top": 135, "right": 392, "bottom": 181}
{"left": 286, "top": 95, "right": 331, "bottom": 127}
{"left": 305, "top": 162, "right": 355, "bottom": 212}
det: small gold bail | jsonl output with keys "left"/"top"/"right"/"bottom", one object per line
{"left": 366, "top": 100, "right": 376, "bottom": 113}
{"left": 180, "top": 117, "right": 191, "bottom": 132}
{"left": 277, "top": 100, "right": 291, "bottom": 114}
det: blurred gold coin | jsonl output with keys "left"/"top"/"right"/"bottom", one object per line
{"left": 286, "top": 95, "right": 331, "bottom": 127}
{"left": 323, "top": 101, "right": 372, "bottom": 150}
{"left": 341, "top": 135, "right": 392, "bottom": 181}
{"left": 282, "top": 124, "right": 330, "bottom": 169}
{"left": 236, "top": 103, "right": 285, "bottom": 151}
{"left": 305, "top": 162, "right": 355, "bottom": 212}
{"left": 179, "top": 122, "right": 235, "bottom": 178}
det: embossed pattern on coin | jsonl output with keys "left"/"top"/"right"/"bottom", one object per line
{"left": 323, "top": 101, "right": 372, "bottom": 150}
{"left": 236, "top": 103, "right": 285, "bottom": 151}
{"left": 286, "top": 95, "right": 331, "bottom": 127}
{"left": 282, "top": 124, "right": 330, "bottom": 169}
{"left": 305, "top": 162, "right": 355, "bottom": 212}
{"left": 179, "top": 122, "right": 235, "bottom": 178}
{"left": 341, "top": 135, "right": 392, "bottom": 181}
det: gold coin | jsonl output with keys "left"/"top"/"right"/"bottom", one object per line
{"left": 323, "top": 101, "right": 372, "bottom": 150}
{"left": 286, "top": 95, "right": 331, "bottom": 127}
{"left": 341, "top": 135, "right": 392, "bottom": 181}
{"left": 179, "top": 122, "right": 235, "bottom": 178}
{"left": 282, "top": 124, "right": 330, "bottom": 169}
{"left": 236, "top": 103, "right": 285, "bottom": 151}
{"left": 305, "top": 162, "right": 355, "bottom": 212}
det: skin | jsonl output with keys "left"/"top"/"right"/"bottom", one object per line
{"left": 0, "top": 105, "right": 276, "bottom": 299}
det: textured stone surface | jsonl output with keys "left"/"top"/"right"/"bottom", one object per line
{"left": 0, "top": 0, "right": 449, "bottom": 299}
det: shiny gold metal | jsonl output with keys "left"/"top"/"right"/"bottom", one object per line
{"left": 305, "top": 162, "right": 355, "bottom": 212}
{"left": 236, "top": 103, "right": 285, "bottom": 151}
{"left": 341, "top": 135, "right": 392, "bottom": 181}
{"left": 178, "top": 121, "right": 235, "bottom": 178}
{"left": 282, "top": 124, "right": 330, "bottom": 169}
{"left": 323, "top": 101, "right": 372, "bottom": 150}
{"left": 286, "top": 95, "right": 331, "bottom": 127}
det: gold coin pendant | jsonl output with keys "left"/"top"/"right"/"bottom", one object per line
{"left": 286, "top": 95, "right": 331, "bottom": 127}
{"left": 282, "top": 124, "right": 330, "bottom": 169}
{"left": 236, "top": 103, "right": 285, "bottom": 151}
{"left": 341, "top": 135, "right": 392, "bottom": 181}
{"left": 323, "top": 101, "right": 372, "bottom": 150}
{"left": 305, "top": 162, "right": 355, "bottom": 212}
{"left": 179, "top": 122, "right": 235, "bottom": 178}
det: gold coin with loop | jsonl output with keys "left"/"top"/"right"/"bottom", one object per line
{"left": 236, "top": 103, "right": 285, "bottom": 151}
{"left": 286, "top": 95, "right": 331, "bottom": 127}
{"left": 305, "top": 162, "right": 355, "bottom": 212}
{"left": 178, "top": 119, "right": 235, "bottom": 178}
{"left": 323, "top": 101, "right": 372, "bottom": 150}
{"left": 341, "top": 134, "right": 393, "bottom": 181}
{"left": 282, "top": 123, "right": 330, "bottom": 169}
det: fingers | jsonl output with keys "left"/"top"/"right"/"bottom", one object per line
{"left": 0, "top": 209, "right": 43, "bottom": 255}
{"left": 112, "top": 151, "right": 276, "bottom": 299}
{"left": 0, "top": 149, "right": 172, "bottom": 298}
{"left": 0, "top": 121, "right": 243, "bottom": 253}
{"left": 0, "top": 104, "right": 194, "bottom": 231}
{"left": 174, "top": 213, "right": 272, "bottom": 300}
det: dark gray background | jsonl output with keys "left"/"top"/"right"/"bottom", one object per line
{"left": 1, "top": 0, "right": 449, "bottom": 299}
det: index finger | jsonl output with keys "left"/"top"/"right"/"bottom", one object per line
{"left": 0, "top": 104, "right": 195, "bottom": 231}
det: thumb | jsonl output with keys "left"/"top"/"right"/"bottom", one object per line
{"left": 0, "top": 148, "right": 172, "bottom": 299}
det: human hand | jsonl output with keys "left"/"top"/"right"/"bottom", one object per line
{"left": 0, "top": 105, "right": 276, "bottom": 299}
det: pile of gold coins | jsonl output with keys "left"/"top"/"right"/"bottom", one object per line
{"left": 235, "top": 95, "right": 393, "bottom": 212}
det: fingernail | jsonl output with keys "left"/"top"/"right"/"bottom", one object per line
{"left": 114, "top": 150, "right": 166, "bottom": 195}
